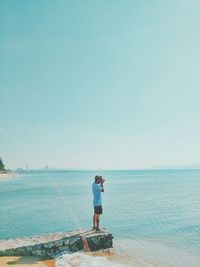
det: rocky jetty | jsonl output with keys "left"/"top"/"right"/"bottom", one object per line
{"left": 0, "top": 229, "right": 113, "bottom": 257}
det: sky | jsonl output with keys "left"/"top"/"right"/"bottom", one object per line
{"left": 0, "top": 0, "right": 200, "bottom": 170}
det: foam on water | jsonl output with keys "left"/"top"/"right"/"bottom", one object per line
{"left": 56, "top": 251, "right": 127, "bottom": 267}
{"left": 55, "top": 238, "right": 200, "bottom": 267}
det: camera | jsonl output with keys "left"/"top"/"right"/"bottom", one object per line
{"left": 100, "top": 177, "right": 105, "bottom": 183}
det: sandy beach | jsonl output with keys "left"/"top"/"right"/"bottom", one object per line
{"left": 0, "top": 256, "right": 55, "bottom": 267}
{"left": 0, "top": 172, "right": 16, "bottom": 179}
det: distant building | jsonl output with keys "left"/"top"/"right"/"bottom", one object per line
{"left": 17, "top": 168, "right": 24, "bottom": 173}
{"left": 44, "top": 166, "right": 49, "bottom": 171}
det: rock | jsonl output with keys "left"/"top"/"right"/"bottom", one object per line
{"left": 0, "top": 229, "right": 113, "bottom": 257}
{"left": 63, "top": 238, "right": 70, "bottom": 246}
{"left": 69, "top": 236, "right": 83, "bottom": 252}
{"left": 43, "top": 242, "right": 55, "bottom": 249}
{"left": 54, "top": 240, "right": 63, "bottom": 247}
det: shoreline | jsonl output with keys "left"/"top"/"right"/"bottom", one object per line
{"left": 0, "top": 172, "right": 16, "bottom": 179}
{"left": 0, "top": 256, "right": 55, "bottom": 267}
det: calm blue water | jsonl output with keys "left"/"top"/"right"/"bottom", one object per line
{"left": 0, "top": 170, "right": 199, "bottom": 266}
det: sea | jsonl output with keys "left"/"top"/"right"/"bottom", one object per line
{"left": 0, "top": 169, "right": 199, "bottom": 267}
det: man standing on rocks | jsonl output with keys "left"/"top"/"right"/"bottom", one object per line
{"left": 92, "top": 175, "right": 105, "bottom": 231}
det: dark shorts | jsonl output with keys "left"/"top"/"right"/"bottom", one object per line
{"left": 94, "top": 205, "right": 103, "bottom": 214}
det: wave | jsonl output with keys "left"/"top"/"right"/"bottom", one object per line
{"left": 55, "top": 238, "right": 200, "bottom": 267}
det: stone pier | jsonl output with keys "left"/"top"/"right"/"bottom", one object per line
{"left": 0, "top": 229, "right": 113, "bottom": 257}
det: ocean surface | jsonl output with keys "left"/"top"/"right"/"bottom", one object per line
{"left": 0, "top": 169, "right": 200, "bottom": 266}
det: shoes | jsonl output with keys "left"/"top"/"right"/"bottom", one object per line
{"left": 92, "top": 227, "right": 102, "bottom": 232}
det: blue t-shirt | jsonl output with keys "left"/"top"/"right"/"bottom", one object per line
{"left": 92, "top": 182, "right": 102, "bottom": 207}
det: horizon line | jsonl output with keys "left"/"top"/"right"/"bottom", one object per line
{"left": 13, "top": 167, "right": 200, "bottom": 172}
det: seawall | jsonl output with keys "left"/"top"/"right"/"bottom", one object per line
{"left": 0, "top": 229, "right": 113, "bottom": 258}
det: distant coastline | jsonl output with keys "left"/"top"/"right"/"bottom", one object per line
{"left": 1, "top": 168, "right": 200, "bottom": 179}
{"left": 0, "top": 172, "right": 16, "bottom": 179}
{"left": 13, "top": 167, "right": 200, "bottom": 172}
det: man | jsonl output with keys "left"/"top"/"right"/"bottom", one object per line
{"left": 92, "top": 175, "right": 105, "bottom": 231}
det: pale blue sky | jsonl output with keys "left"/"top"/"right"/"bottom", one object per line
{"left": 1, "top": 0, "right": 200, "bottom": 170}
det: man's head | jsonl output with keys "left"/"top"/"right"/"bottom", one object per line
{"left": 95, "top": 175, "right": 102, "bottom": 184}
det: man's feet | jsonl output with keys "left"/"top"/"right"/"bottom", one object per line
{"left": 92, "top": 226, "right": 101, "bottom": 231}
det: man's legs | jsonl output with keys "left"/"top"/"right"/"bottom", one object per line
{"left": 93, "top": 213, "right": 96, "bottom": 228}
{"left": 96, "top": 214, "right": 100, "bottom": 229}
{"left": 93, "top": 213, "right": 100, "bottom": 229}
